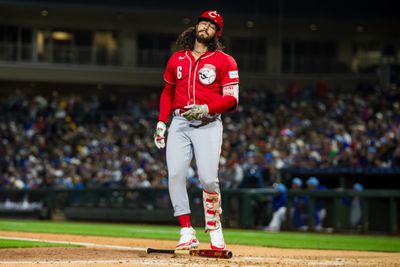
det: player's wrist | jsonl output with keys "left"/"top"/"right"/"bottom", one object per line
{"left": 157, "top": 121, "right": 167, "bottom": 127}
{"left": 203, "top": 104, "right": 209, "bottom": 114}
{"left": 155, "top": 121, "right": 167, "bottom": 136}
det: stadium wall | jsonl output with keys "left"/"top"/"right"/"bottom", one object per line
{"left": 0, "top": 188, "right": 398, "bottom": 234}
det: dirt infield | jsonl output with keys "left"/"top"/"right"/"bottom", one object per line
{"left": 0, "top": 231, "right": 399, "bottom": 267}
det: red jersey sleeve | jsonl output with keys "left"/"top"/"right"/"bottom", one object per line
{"left": 158, "top": 83, "right": 175, "bottom": 123}
{"left": 158, "top": 54, "right": 177, "bottom": 123}
{"left": 163, "top": 54, "right": 176, "bottom": 84}
{"left": 220, "top": 54, "right": 239, "bottom": 86}
{"left": 218, "top": 54, "right": 239, "bottom": 112}
{"left": 207, "top": 95, "right": 237, "bottom": 115}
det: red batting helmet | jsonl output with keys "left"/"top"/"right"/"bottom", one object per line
{"left": 197, "top": 10, "right": 223, "bottom": 38}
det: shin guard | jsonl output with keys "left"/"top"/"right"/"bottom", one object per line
{"left": 203, "top": 190, "right": 222, "bottom": 232}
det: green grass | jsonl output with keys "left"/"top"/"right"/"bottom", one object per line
{"left": 0, "top": 238, "right": 79, "bottom": 249}
{"left": 0, "top": 219, "right": 399, "bottom": 252}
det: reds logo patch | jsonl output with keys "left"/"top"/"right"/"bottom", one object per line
{"left": 199, "top": 64, "right": 216, "bottom": 85}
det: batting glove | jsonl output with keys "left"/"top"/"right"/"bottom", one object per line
{"left": 154, "top": 121, "right": 167, "bottom": 149}
{"left": 182, "top": 104, "right": 209, "bottom": 121}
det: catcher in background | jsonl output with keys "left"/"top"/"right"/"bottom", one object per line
{"left": 154, "top": 10, "right": 239, "bottom": 250}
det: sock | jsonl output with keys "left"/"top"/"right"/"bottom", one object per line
{"left": 178, "top": 214, "right": 191, "bottom": 228}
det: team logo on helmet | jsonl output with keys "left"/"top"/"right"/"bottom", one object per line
{"left": 208, "top": 11, "right": 217, "bottom": 18}
{"left": 199, "top": 64, "right": 216, "bottom": 85}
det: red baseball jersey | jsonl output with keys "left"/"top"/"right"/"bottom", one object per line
{"left": 162, "top": 49, "right": 239, "bottom": 112}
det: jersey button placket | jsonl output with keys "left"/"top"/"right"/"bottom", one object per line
{"left": 188, "top": 83, "right": 194, "bottom": 106}
{"left": 192, "top": 61, "right": 200, "bottom": 105}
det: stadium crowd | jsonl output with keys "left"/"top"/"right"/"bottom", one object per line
{"left": 0, "top": 82, "right": 399, "bottom": 191}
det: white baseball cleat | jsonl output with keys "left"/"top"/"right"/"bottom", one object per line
{"left": 175, "top": 227, "right": 200, "bottom": 250}
{"left": 209, "top": 227, "right": 226, "bottom": 250}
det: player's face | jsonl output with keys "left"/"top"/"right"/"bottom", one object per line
{"left": 196, "top": 21, "right": 217, "bottom": 43}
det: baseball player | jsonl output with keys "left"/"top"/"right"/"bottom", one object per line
{"left": 264, "top": 183, "right": 287, "bottom": 232}
{"left": 153, "top": 10, "right": 239, "bottom": 251}
{"left": 290, "top": 177, "right": 309, "bottom": 231}
{"left": 306, "top": 177, "right": 327, "bottom": 231}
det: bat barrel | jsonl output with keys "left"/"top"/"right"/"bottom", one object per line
{"left": 190, "top": 249, "right": 233, "bottom": 259}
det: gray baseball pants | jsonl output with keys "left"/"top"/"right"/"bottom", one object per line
{"left": 166, "top": 115, "right": 223, "bottom": 217}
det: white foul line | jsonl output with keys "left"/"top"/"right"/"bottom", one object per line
{"left": 0, "top": 259, "right": 227, "bottom": 266}
{"left": 0, "top": 236, "right": 147, "bottom": 252}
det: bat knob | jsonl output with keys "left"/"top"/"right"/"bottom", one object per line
{"left": 226, "top": 250, "right": 233, "bottom": 259}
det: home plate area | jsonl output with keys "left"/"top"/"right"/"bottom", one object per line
{"left": 0, "top": 231, "right": 399, "bottom": 267}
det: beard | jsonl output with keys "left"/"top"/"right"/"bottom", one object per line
{"left": 195, "top": 29, "right": 214, "bottom": 44}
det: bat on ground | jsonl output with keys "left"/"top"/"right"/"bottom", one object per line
{"left": 146, "top": 248, "right": 233, "bottom": 259}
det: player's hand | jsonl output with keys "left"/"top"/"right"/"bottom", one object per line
{"left": 182, "top": 104, "right": 209, "bottom": 121}
{"left": 153, "top": 121, "right": 167, "bottom": 149}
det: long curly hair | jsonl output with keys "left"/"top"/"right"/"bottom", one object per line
{"left": 175, "top": 26, "right": 224, "bottom": 52}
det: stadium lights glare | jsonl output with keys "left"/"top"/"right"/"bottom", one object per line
{"left": 40, "top": 9, "right": 48, "bottom": 17}
{"left": 246, "top": 20, "right": 255, "bottom": 28}
{"left": 310, "top": 24, "right": 318, "bottom": 31}
{"left": 52, "top": 31, "right": 72, "bottom": 41}
{"left": 356, "top": 25, "right": 364, "bottom": 33}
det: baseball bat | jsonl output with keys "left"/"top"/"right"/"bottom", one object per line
{"left": 146, "top": 248, "right": 176, "bottom": 254}
{"left": 189, "top": 249, "right": 233, "bottom": 259}
{"left": 146, "top": 248, "right": 233, "bottom": 259}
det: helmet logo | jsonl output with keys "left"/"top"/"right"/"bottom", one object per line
{"left": 208, "top": 11, "right": 217, "bottom": 18}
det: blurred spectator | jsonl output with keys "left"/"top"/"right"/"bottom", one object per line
{"left": 186, "top": 166, "right": 201, "bottom": 189}
{"left": 219, "top": 155, "right": 244, "bottom": 188}
{"left": 316, "top": 78, "right": 331, "bottom": 98}
{"left": 0, "top": 83, "right": 400, "bottom": 191}
{"left": 287, "top": 81, "right": 302, "bottom": 99}
{"left": 136, "top": 168, "right": 151, "bottom": 188}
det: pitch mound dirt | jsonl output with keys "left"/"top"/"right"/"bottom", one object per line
{"left": 0, "top": 231, "right": 399, "bottom": 266}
